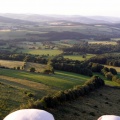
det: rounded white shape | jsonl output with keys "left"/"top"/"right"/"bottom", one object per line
{"left": 4, "top": 109, "right": 55, "bottom": 120}
{"left": 98, "top": 115, "right": 120, "bottom": 120}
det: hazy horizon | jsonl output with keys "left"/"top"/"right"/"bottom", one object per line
{"left": 0, "top": 0, "right": 120, "bottom": 17}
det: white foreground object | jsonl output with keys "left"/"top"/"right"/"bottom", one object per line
{"left": 98, "top": 115, "right": 120, "bottom": 120}
{"left": 4, "top": 109, "right": 55, "bottom": 120}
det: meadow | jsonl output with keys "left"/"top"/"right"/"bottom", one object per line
{"left": 0, "top": 65, "right": 120, "bottom": 119}
{"left": 17, "top": 49, "right": 62, "bottom": 56}
{"left": 64, "top": 54, "right": 96, "bottom": 61}
{"left": 0, "top": 60, "right": 46, "bottom": 72}
{"left": 0, "top": 60, "right": 25, "bottom": 69}
{"left": 0, "top": 68, "right": 89, "bottom": 90}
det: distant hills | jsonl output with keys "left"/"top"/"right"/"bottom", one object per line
{"left": 0, "top": 15, "right": 36, "bottom": 25}
{"left": 0, "top": 13, "right": 120, "bottom": 24}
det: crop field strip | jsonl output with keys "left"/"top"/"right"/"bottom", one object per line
{"left": 17, "top": 49, "right": 63, "bottom": 56}
{"left": 0, "top": 68, "right": 88, "bottom": 90}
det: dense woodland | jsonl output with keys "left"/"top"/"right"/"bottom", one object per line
{"left": 89, "top": 53, "right": 120, "bottom": 67}
{"left": 63, "top": 42, "right": 120, "bottom": 54}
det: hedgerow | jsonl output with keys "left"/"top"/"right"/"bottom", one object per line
{"left": 20, "top": 75, "right": 104, "bottom": 109}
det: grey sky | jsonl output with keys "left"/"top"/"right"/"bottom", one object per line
{"left": 0, "top": 0, "right": 120, "bottom": 17}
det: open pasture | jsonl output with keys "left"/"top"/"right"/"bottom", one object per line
{"left": 0, "top": 60, "right": 24, "bottom": 69}
{"left": 0, "top": 68, "right": 90, "bottom": 118}
{"left": 0, "top": 60, "right": 47, "bottom": 72}
{"left": 64, "top": 54, "right": 96, "bottom": 61}
{"left": 0, "top": 68, "right": 88, "bottom": 90}
{"left": 0, "top": 82, "right": 30, "bottom": 119}
{"left": 18, "top": 49, "right": 62, "bottom": 56}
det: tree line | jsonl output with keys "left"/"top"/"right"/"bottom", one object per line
{"left": 88, "top": 53, "right": 120, "bottom": 67}
{"left": 63, "top": 44, "right": 120, "bottom": 54}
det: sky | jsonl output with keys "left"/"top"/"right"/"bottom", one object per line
{"left": 0, "top": 0, "right": 120, "bottom": 17}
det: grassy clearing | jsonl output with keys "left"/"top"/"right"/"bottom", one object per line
{"left": 0, "top": 60, "right": 46, "bottom": 72}
{"left": 0, "top": 60, "right": 25, "bottom": 69}
{"left": 24, "top": 62, "right": 46, "bottom": 72}
{"left": 64, "top": 54, "right": 95, "bottom": 61}
{"left": 18, "top": 49, "right": 62, "bottom": 56}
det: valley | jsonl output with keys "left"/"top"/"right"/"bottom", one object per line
{"left": 0, "top": 14, "right": 120, "bottom": 120}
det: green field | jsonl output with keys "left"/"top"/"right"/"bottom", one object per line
{"left": 64, "top": 54, "right": 96, "bottom": 61}
{"left": 0, "top": 68, "right": 89, "bottom": 90}
{"left": 0, "top": 68, "right": 89, "bottom": 119}
{"left": 17, "top": 49, "right": 63, "bottom": 56}
{"left": 0, "top": 68, "right": 120, "bottom": 119}
{"left": 0, "top": 82, "right": 30, "bottom": 119}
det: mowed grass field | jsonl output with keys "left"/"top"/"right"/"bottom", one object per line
{"left": 0, "top": 68, "right": 89, "bottom": 90}
{"left": 0, "top": 60, "right": 25, "bottom": 69}
{"left": 64, "top": 54, "right": 96, "bottom": 61}
{"left": 18, "top": 49, "right": 63, "bottom": 56}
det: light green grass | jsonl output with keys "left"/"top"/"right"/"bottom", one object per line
{"left": 64, "top": 54, "right": 95, "bottom": 61}
{"left": 0, "top": 68, "right": 88, "bottom": 90}
{"left": 17, "top": 49, "right": 62, "bottom": 56}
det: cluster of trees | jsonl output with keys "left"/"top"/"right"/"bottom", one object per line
{"left": 52, "top": 56, "right": 92, "bottom": 76}
{"left": 53, "top": 63, "right": 92, "bottom": 76}
{"left": 43, "top": 60, "right": 54, "bottom": 74}
{"left": 89, "top": 53, "right": 120, "bottom": 67}
{"left": 88, "top": 62, "right": 120, "bottom": 84}
{"left": 0, "top": 52, "right": 48, "bottom": 64}
{"left": 101, "top": 67, "right": 120, "bottom": 84}
{"left": 20, "top": 76, "right": 104, "bottom": 109}
{"left": 63, "top": 44, "right": 120, "bottom": 54}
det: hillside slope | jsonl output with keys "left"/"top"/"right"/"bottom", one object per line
{"left": 50, "top": 86, "right": 120, "bottom": 120}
